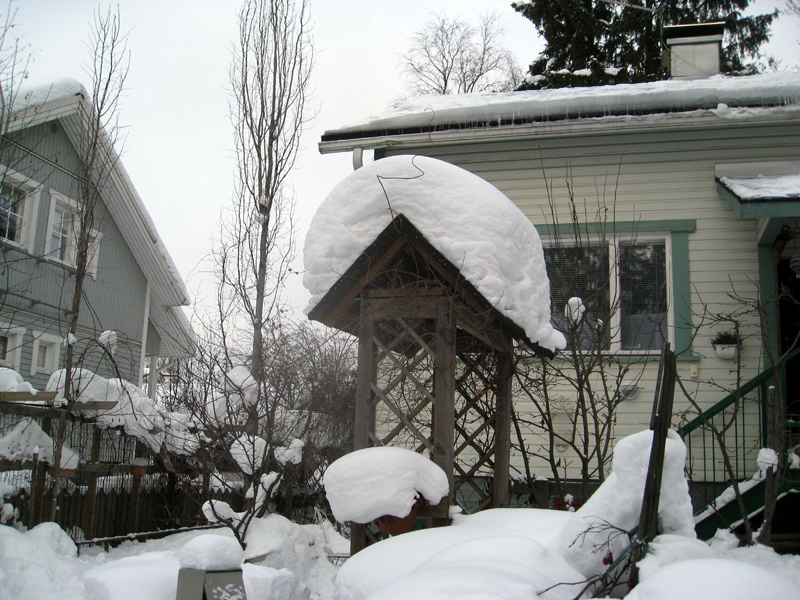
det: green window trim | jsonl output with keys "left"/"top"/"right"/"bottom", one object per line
{"left": 535, "top": 219, "right": 697, "bottom": 358}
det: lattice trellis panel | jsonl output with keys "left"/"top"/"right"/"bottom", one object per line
{"left": 368, "top": 315, "right": 508, "bottom": 515}
{"left": 452, "top": 349, "right": 500, "bottom": 513}
{"left": 372, "top": 317, "right": 435, "bottom": 452}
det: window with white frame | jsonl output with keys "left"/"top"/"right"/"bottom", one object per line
{"left": 544, "top": 236, "right": 670, "bottom": 352}
{"left": 46, "top": 192, "right": 79, "bottom": 266}
{"left": 0, "top": 169, "right": 40, "bottom": 252}
{"left": 86, "top": 229, "right": 102, "bottom": 279}
{"left": 0, "top": 324, "right": 25, "bottom": 371}
{"left": 0, "top": 184, "right": 26, "bottom": 244}
{"left": 30, "top": 331, "right": 62, "bottom": 376}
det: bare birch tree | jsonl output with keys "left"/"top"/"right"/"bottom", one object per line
{"left": 217, "top": 0, "right": 311, "bottom": 430}
{"left": 203, "top": 0, "right": 312, "bottom": 547}
{"left": 401, "top": 12, "right": 522, "bottom": 96}
{"left": 50, "top": 6, "right": 129, "bottom": 512}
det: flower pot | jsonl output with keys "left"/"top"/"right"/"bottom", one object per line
{"left": 375, "top": 497, "right": 423, "bottom": 536}
{"left": 713, "top": 344, "right": 738, "bottom": 360}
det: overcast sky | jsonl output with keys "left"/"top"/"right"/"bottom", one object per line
{"left": 12, "top": 0, "right": 799, "bottom": 320}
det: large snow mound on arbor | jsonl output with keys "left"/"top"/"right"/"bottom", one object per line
{"left": 303, "top": 155, "right": 566, "bottom": 351}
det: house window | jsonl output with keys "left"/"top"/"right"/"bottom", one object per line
{"left": 0, "top": 324, "right": 25, "bottom": 371}
{"left": 0, "top": 168, "right": 41, "bottom": 252}
{"left": 46, "top": 192, "right": 79, "bottom": 266}
{"left": 0, "top": 184, "right": 25, "bottom": 244}
{"left": 544, "top": 236, "right": 669, "bottom": 352}
{"left": 30, "top": 331, "right": 62, "bottom": 376}
{"left": 87, "top": 229, "right": 103, "bottom": 279}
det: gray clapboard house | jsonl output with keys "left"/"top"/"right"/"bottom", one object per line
{"left": 0, "top": 79, "right": 192, "bottom": 391}
{"left": 318, "top": 41, "right": 800, "bottom": 532}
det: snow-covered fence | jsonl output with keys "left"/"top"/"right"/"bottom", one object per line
{"left": 0, "top": 401, "right": 241, "bottom": 542}
{"left": 1, "top": 467, "right": 245, "bottom": 542}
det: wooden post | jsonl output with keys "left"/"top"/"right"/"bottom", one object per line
{"left": 82, "top": 427, "right": 103, "bottom": 539}
{"left": 31, "top": 417, "right": 53, "bottom": 526}
{"left": 433, "top": 300, "right": 455, "bottom": 525}
{"left": 493, "top": 350, "right": 513, "bottom": 508}
{"left": 353, "top": 298, "right": 376, "bottom": 452}
{"left": 133, "top": 441, "right": 150, "bottom": 532}
{"left": 351, "top": 298, "right": 376, "bottom": 556}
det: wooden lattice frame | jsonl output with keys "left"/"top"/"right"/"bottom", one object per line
{"left": 307, "top": 216, "right": 544, "bottom": 554}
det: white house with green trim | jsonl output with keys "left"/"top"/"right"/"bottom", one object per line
{"left": 317, "top": 71, "right": 800, "bottom": 522}
{"left": 0, "top": 79, "right": 193, "bottom": 392}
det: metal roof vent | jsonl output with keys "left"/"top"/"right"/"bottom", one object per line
{"left": 663, "top": 22, "right": 725, "bottom": 79}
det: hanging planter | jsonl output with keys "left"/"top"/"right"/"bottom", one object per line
{"left": 711, "top": 331, "right": 740, "bottom": 360}
{"left": 375, "top": 496, "right": 427, "bottom": 536}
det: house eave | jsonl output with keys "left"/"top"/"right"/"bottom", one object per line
{"left": 319, "top": 106, "right": 800, "bottom": 155}
{"left": 7, "top": 81, "right": 194, "bottom": 356}
{"left": 716, "top": 180, "right": 800, "bottom": 219}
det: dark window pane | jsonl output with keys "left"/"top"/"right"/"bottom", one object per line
{"left": 620, "top": 241, "right": 667, "bottom": 350}
{"left": 544, "top": 244, "right": 611, "bottom": 350}
{"left": 0, "top": 187, "right": 23, "bottom": 243}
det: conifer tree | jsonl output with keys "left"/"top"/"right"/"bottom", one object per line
{"left": 512, "top": 0, "right": 777, "bottom": 89}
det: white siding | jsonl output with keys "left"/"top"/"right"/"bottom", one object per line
{"left": 380, "top": 117, "right": 799, "bottom": 481}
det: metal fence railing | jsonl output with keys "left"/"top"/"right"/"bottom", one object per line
{"left": 678, "top": 347, "right": 800, "bottom": 487}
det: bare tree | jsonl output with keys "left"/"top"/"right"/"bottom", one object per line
{"left": 401, "top": 12, "right": 522, "bottom": 96}
{"left": 49, "top": 5, "right": 129, "bottom": 514}
{"left": 512, "top": 182, "right": 663, "bottom": 504}
{"left": 217, "top": 0, "right": 311, "bottom": 430}
{"left": 157, "top": 319, "right": 355, "bottom": 546}
{"left": 202, "top": 0, "right": 312, "bottom": 547}
{"left": 0, "top": 2, "right": 33, "bottom": 323}
{"left": 675, "top": 282, "right": 797, "bottom": 546}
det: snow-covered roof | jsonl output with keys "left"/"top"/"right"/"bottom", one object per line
{"left": 713, "top": 160, "right": 800, "bottom": 218}
{"left": 303, "top": 155, "right": 566, "bottom": 351}
{"left": 719, "top": 173, "right": 800, "bottom": 201}
{"left": 9, "top": 79, "right": 192, "bottom": 356}
{"left": 320, "top": 73, "right": 800, "bottom": 152}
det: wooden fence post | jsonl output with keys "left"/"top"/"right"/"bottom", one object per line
{"left": 82, "top": 427, "right": 103, "bottom": 539}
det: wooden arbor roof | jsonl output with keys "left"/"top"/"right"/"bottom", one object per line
{"left": 308, "top": 214, "right": 553, "bottom": 358}
{"left": 309, "top": 213, "right": 553, "bottom": 554}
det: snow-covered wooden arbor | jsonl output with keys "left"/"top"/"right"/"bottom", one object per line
{"left": 304, "top": 155, "right": 564, "bottom": 550}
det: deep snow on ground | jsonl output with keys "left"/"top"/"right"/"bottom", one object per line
{"left": 1, "top": 430, "right": 799, "bottom": 599}
{"left": 0, "top": 514, "right": 349, "bottom": 600}
{"left": 329, "top": 430, "right": 800, "bottom": 600}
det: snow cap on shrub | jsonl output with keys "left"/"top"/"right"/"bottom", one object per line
{"left": 323, "top": 446, "right": 449, "bottom": 524}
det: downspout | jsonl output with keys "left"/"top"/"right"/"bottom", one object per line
{"left": 138, "top": 281, "right": 151, "bottom": 388}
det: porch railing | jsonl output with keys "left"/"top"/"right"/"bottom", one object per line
{"left": 678, "top": 346, "right": 800, "bottom": 487}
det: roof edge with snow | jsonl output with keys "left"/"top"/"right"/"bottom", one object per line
{"left": 9, "top": 79, "right": 193, "bottom": 355}
{"left": 320, "top": 73, "right": 800, "bottom": 153}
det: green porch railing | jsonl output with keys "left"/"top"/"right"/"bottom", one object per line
{"left": 678, "top": 346, "right": 800, "bottom": 487}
